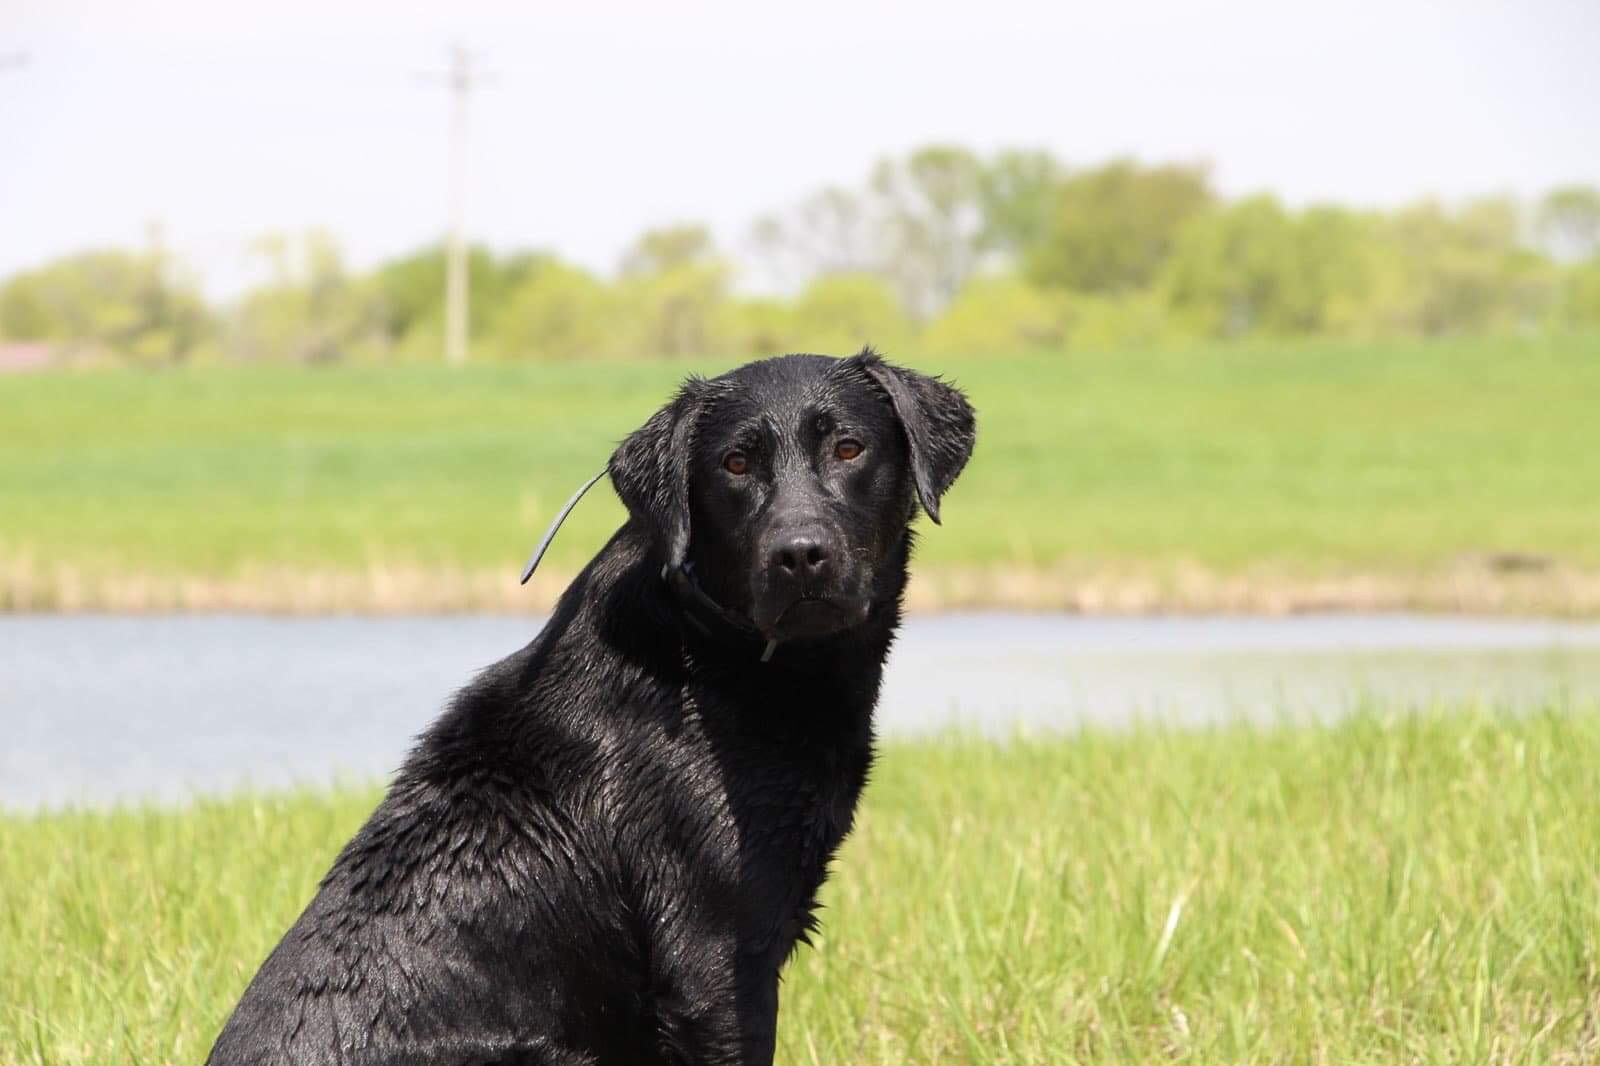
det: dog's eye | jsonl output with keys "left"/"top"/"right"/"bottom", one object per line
{"left": 834, "top": 439, "right": 863, "bottom": 461}
{"left": 723, "top": 451, "right": 749, "bottom": 475}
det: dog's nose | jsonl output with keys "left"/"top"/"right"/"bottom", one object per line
{"left": 769, "top": 529, "right": 832, "bottom": 585}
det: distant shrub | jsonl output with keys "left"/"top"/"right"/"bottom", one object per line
{"left": 1549, "top": 258, "right": 1600, "bottom": 329}
{"left": 922, "top": 276, "right": 1070, "bottom": 355}
{"left": 724, "top": 298, "right": 798, "bottom": 358}
{"left": 614, "top": 262, "right": 734, "bottom": 359}
{"left": 788, "top": 273, "right": 913, "bottom": 356}
{"left": 6, "top": 151, "right": 1599, "bottom": 365}
{"left": 0, "top": 249, "right": 211, "bottom": 365}
{"left": 490, "top": 262, "right": 628, "bottom": 360}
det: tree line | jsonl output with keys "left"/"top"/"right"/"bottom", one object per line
{"left": 3, "top": 148, "right": 1598, "bottom": 365}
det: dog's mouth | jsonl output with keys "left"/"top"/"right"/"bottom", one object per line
{"left": 763, "top": 595, "right": 870, "bottom": 641}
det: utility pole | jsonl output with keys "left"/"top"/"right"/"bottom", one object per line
{"left": 420, "top": 46, "right": 488, "bottom": 367}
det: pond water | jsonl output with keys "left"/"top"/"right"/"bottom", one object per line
{"left": 4, "top": 612, "right": 1600, "bottom": 810}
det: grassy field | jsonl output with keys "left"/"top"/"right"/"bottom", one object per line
{"left": 5, "top": 706, "right": 1599, "bottom": 1063}
{"left": 2, "top": 335, "right": 1598, "bottom": 613}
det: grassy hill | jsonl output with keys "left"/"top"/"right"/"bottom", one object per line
{"left": 3, "top": 336, "right": 1597, "bottom": 613}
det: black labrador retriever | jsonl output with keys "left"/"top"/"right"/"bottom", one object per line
{"left": 207, "top": 349, "right": 976, "bottom": 1065}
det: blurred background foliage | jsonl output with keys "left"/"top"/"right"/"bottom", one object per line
{"left": 3, "top": 146, "right": 1598, "bottom": 366}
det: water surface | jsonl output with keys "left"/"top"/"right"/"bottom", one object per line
{"left": 4, "top": 613, "right": 1599, "bottom": 809}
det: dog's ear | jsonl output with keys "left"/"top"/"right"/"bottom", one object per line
{"left": 609, "top": 378, "right": 711, "bottom": 568}
{"left": 852, "top": 349, "right": 976, "bottom": 524}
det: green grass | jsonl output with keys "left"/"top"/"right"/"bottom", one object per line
{"left": 2, "top": 336, "right": 1598, "bottom": 610}
{"left": 5, "top": 706, "right": 1599, "bottom": 1063}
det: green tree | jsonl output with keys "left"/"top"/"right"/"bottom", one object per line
{"left": 747, "top": 186, "right": 877, "bottom": 291}
{"left": 1535, "top": 185, "right": 1600, "bottom": 262}
{"left": 0, "top": 246, "right": 211, "bottom": 364}
{"left": 1363, "top": 199, "right": 1550, "bottom": 336}
{"left": 233, "top": 231, "right": 385, "bottom": 363}
{"left": 724, "top": 297, "right": 798, "bottom": 358}
{"left": 922, "top": 276, "right": 1069, "bottom": 355}
{"left": 1026, "top": 160, "right": 1215, "bottom": 294}
{"left": 747, "top": 146, "right": 1058, "bottom": 320}
{"left": 1549, "top": 260, "right": 1600, "bottom": 328}
{"left": 1160, "top": 196, "right": 1360, "bottom": 337}
{"left": 869, "top": 145, "right": 986, "bottom": 319}
{"left": 616, "top": 225, "right": 733, "bottom": 357}
{"left": 976, "top": 149, "right": 1064, "bottom": 258}
{"left": 789, "top": 273, "right": 913, "bottom": 355}
{"left": 491, "top": 261, "right": 625, "bottom": 360}
{"left": 371, "top": 245, "right": 542, "bottom": 348}
{"left": 619, "top": 225, "right": 718, "bottom": 278}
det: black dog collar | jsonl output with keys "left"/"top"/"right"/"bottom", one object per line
{"left": 662, "top": 561, "right": 779, "bottom": 663}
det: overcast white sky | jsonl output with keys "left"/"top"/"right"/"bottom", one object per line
{"left": 2, "top": 0, "right": 1597, "bottom": 294}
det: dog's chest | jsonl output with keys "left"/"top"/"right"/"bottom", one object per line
{"left": 732, "top": 742, "right": 862, "bottom": 859}
{"left": 725, "top": 747, "right": 865, "bottom": 954}
{"left": 679, "top": 702, "right": 872, "bottom": 953}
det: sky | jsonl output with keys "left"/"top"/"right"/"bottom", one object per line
{"left": 2, "top": 0, "right": 1597, "bottom": 295}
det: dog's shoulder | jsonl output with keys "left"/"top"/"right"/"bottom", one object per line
{"left": 207, "top": 645, "right": 650, "bottom": 1063}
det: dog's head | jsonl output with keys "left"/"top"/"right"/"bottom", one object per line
{"left": 609, "top": 350, "right": 976, "bottom": 642}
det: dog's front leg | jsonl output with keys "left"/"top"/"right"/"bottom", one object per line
{"left": 650, "top": 937, "right": 780, "bottom": 1065}
{"left": 727, "top": 958, "right": 780, "bottom": 1066}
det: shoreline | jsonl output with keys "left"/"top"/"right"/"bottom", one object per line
{"left": 5, "top": 560, "right": 1599, "bottom": 617}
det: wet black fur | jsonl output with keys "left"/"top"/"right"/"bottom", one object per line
{"left": 206, "top": 350, "right": 976, "bottom": 1065}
